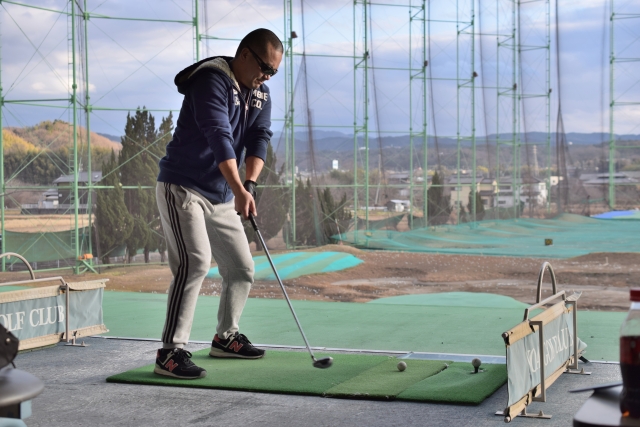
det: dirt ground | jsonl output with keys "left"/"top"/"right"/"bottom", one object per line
{"left": 2, "top": 245, "right": 638, "bottom": 312}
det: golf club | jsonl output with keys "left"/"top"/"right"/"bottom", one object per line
{"left": 248, "top": 213, "right": 333, "bottom": 369}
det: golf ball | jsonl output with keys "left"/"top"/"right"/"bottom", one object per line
{"left": 397, "top": 361, "right": 407, "bottom": 372}
{"left": 471, "top": 358, "right": 482, "bottom": 369}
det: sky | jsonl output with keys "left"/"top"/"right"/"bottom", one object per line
{"left": 1, "top": 0, "right": 638, "bottom": 142}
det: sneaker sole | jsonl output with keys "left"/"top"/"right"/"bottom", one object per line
{"left": 153, "top": 365, "right": 207, "bottom": 379}
{"left": 209, "top": 348, "right": 265, "bottom": 359}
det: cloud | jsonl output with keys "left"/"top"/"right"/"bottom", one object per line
{"left": 1, "top": 0, "right": 638, "bottom": 138}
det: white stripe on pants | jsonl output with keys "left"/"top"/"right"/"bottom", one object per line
{"left": 156, "top": 182, "right": 254, "bottom": 348}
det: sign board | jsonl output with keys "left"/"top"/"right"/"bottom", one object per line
{"left": 501, "top": 299, "right": 587, "bottom": 421}
{"left": 0, "top": 280, "right": 108, "bottom": 350}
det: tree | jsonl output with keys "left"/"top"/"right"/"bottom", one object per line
{"left": 285, "top": 178, "right": 317, "bottom": 246}
{"left": 318, "top": 188, "right": 352, "bottom": 240}
{"left": 146, "top": 113, "right": 173, "bottom": 262}
{"left": 94, "top": 150, "right": 133, "bottom": 264}
{"left": 466, "top": 189, "right": 485, "bottom": 222}
{"left": 243, "top": 144, "right": 289, "bottom": 250}
{"left": 118, "top": 108, "right": 170, "bottom": 262}
{"left": 427, "top": 171, "right": 452, "bottom": 225}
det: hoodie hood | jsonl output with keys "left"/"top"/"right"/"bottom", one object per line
{"left": 174, "top": 56, "right": 240, "bottom": 95}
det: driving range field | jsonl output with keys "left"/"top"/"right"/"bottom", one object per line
{"left": 5, "top": 246, "right": 635, "bottom": 426}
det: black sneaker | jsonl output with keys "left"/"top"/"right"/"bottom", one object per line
{"left": 154, "top": 348, "right": 207, "bottom": 379}
{"left": 209, "top": 332, "right": 265, "bottom": 359}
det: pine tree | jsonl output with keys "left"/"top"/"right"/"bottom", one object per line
{"left": 243, "top": 144, "right": 289, "bottom": 249}
{"left": 146, "top": 113, "right": 173, "bottom": 262}
{"left": 318, "top": 188, "right": 352, "bottom": 240}
{"left": 466, "top": 189, "right": 485, "bottom": 222}
{"left": 119, "top": 108, "right": 161, "bottom": 262}
{"left": 286, "top": 178, "right": 316, "bottom": 246}
{"left": 94, "top": 150, "right": 133, "bottom": 264}
{"left": 427, "top": 171, "right": 452, "bottom": 225}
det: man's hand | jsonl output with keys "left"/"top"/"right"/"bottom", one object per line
{"left": 217, "top": 157, "right": 264, "bottom": 220}
{"left": 235, "top": 187, "right": 256, "bottom": 220}
{"left": 243, "top": 180, "right": 257, "bottom": 200}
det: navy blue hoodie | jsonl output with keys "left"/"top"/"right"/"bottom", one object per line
{"left": 157, "top": 56, "right": 272, "bottom": 203}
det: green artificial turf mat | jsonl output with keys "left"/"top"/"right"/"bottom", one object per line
{"left": 397, "top": 362, "right": 508, "bottom": 405}
{"left": 208, "top": 251, "right": 363, "bottom": 281}
{"left": 108, "top": 349, "right": 387, "bottom": 395}
{"left": 368, "top": 292, "right": 529, "bottom": 309}
{"left": 102, "top": 291, "right": 625, "bottom": 361}
{"left": 324, "top": 358, "right": 450, "bottom": 400}
{"left": 107, "top": 350, "right": 504, "bottom": 404}
{"left": 0, "top": 286, "right": 29, "bottom": 292}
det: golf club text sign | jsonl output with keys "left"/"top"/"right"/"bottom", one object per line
{"left": 500, "top": 296, "right": 586, "bottom": 422}
{"left": 0, "top": 280, "right": 108, "bottom": 350}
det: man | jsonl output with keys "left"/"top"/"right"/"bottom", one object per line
{"left": 154, "top": 29, "right": 283, "bottom": 379}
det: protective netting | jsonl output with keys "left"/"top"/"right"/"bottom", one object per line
{"left": 4, "top": 228, "right": 89, "bottom": 263}
{"left": 335, "top": 213, "right": 640, "bottom": 258}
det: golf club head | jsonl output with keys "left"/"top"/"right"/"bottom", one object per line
{"left": 313, "top": 357, "right": 333, "bottom": 369}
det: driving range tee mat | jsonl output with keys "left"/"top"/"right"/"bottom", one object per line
{"left": 107, "top": 350, "right": 506, "bottom": 405}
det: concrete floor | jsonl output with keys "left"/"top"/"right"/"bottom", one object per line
{"left": 16, "top": 337, "right": 621, "bottom": 427}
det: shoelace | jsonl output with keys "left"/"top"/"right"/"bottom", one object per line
{"left": 172, "top": 349, "right": 195, "bottom": 365}
{"left": 234, "top": 334, "right": 252, "bottom": 345}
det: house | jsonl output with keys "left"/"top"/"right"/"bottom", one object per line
{"left": 22, "top": 171, "right": 102, "bottom": 214}
{"left": 580, "top": 172, "right": 638, "bottom": 186}
{"left": 495, "top": 176, "right": 548, "bottom": 208}
{"left": 447, "top": 175, "right": 496, "bottom": 209}
{"left": 53, "top": 171, "right": 103, "bottom": 206}
{"left": 386, "top": 199, "right": 410, "bottom": 212}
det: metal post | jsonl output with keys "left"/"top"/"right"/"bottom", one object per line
{"left": 71, "top": 0, "right": 80, "bottom": 273}
{"left": 456, "top": 0, "right": 461, "bottom": 224}
{"left": 363, "top": 0, "right": 370, "bottom": 228}
{"left": 608, "top": 0, "right": 615, "bottom": 208}
{"left": 84, "top": 0, "right": 93, "bottom": 264}
{"left": 512, "top": 0, "right": 518, "bottom": 219}
{"left": 545, "top": 0, "right": 551, "bottom": 212}
{"left": 284, "top": 0, "right": 295, "bottom": 246}
{"left": 353, "top": 1, "right": 359, "bottom": 243}
{"left": 409, "top": 5, "right": 414, "bottom": 229}
{"left": 0, "top": 25, "right": 4, "bottom": 272}
{"left": 471, "top": 0, "right": 476, "bottom": 223}
{"left": 422, "top": 0, "right": 428, "bottom": 225}
{"left": 194, "top": 0, "right": 200, "bottom": 62}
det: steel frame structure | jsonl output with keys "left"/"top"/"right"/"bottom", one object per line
{"left": 4, "top": 0, "right": 619, "bottom": 271}
{"left": 0, "top": 0, "right": 200, "bottom": 272}
{"left": 609, "top": 0, "right": 640, "bottom": 208}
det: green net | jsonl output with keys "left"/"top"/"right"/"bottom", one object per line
{"left": 336, "top": 213, "right": 640, "bottom": 258}
{"left": 3, "top": 228, "right": 89, "bottom": 262}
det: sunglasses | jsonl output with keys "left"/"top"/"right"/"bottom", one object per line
{"left": 247, "top": 46, "right": 278, "bottom": 77}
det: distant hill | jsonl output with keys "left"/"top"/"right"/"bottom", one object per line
{"left": 271, "top": 130, "right": 640, "bottom": 154}
{"left": 8, "top": 120, "right": 121, "bottom": 151}
{"left": 97, "top": 132, "right": 122, "bottom": 143}
{"left": 2, "top": 129, "right": 39, "bottom": 153}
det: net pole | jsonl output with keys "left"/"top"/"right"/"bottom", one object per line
{"left": 409, "top": 4, "right": 414, "bottom": 229}
{"left": 422, "top": 0, "right": 428, "bottom": 224}
{"left": 84, "top": 0, "right": 93, "bottom": 266}
{"left": 0, "top": 23, "right": 4, "bottom": 272}
{"left": 545, "top": 0, "right": 551, "bottom": 213}
{"left": 71, "top": 0, "right": 80, "bottom": 273}
{"left": 608, "top": 0, "right": 615, "bottom": 208}
{"left": 471, "top": 0, "right": 476, "bottom": 223}
{"left": 353, "top": 1, "right": 359, "bottom": 243}
{"left": 364, "top": 0, "right": 370, "bottom": 229}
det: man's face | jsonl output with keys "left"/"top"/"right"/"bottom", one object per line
{"left": 236, "top": 44, "right": 283, "bottom": 90}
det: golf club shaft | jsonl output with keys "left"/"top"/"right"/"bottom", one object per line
{"left": 249, "top": 215, "right": 318, "bottom": 362}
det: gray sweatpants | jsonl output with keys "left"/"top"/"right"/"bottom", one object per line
{"left": 156, "top": 182, "right": 254, "bottom": 348}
